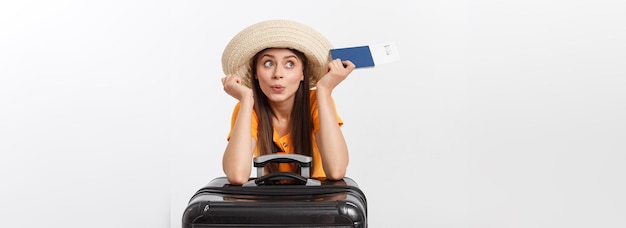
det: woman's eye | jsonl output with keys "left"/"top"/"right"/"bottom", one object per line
{"left": 285, "top": 61, "right": 295, "bottom": 68}
{"left": 264, "top": 61, "right": 274, "bottom": 67}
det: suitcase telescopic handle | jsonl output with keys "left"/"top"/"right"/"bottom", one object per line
{"left": 253, "top": 154, "right": 312, "bottom": 178}
{"left": 243, "top": 154, "right": 321, "bottom": 187}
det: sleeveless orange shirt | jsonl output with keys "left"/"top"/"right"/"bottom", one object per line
{"left": 227, "top": 90, "right": 343, "bottom": 178}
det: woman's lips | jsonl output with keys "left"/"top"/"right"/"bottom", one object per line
{"left": 270, "top": 85, "right": 285, "bottom": 93}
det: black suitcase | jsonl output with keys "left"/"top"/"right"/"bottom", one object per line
{"left": 182, "top": 154, "right": 367, "bottom": 227}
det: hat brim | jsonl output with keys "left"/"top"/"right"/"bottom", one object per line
{"left": 221, "top": 20, "right": 333, "bottom": 89}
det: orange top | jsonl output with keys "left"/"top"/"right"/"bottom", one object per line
{"left": 227, "top": 90, "right": 343, "bottom": 178}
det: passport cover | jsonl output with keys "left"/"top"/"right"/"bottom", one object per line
{"left": 330, "top": 46, "right": 375, "bottom": 68}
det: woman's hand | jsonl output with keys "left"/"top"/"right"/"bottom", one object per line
{"left": 316, "top": 59, "right": 355, "bottom": 93}
{"left": 221, "top": 74, "right": 253, "bottom": 101}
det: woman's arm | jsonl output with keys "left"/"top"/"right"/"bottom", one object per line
{"left": 315, "top": 59, "right": 355, "bottom": 180}
{"left": 221, "top": 75, "right": 255, "bottom": 185}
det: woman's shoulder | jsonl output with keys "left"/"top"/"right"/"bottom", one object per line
{"left": 309, "top": 89, "right": 320, "bottom": 105}
{"left": 309, "top": 89, "right": 317, "bottom": 98}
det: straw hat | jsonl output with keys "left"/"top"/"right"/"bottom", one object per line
{"left": 221, "top": 20, "right": 333, "bottom": 89}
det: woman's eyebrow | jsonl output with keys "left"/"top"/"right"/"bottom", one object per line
{"left": 260, "top": 54, "right": 298, "bottom": 60}
{"left": 283, "top": 55, "right": 298, "bottom": 59}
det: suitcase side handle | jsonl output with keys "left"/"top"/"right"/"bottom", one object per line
{"left": 253, "top": 154, "right": 312, "bottom": 178}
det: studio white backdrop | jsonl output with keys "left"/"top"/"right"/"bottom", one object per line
{"left": 1, "top": 1, "right": 625, "bottom": 227}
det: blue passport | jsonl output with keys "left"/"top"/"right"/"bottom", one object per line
{"left": 330, "top": 46, "right": 375, "bottom": 68}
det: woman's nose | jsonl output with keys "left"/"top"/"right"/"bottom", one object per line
{"left": 273, "top": 67, "right": 284, "bottom": 79}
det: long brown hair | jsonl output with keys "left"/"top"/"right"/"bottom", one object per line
{"left": 251, "top": 48, "right": 313, "bottom": 174}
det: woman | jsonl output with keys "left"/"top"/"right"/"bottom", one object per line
{"left": 220, "top": 20, "right": 355, "bottom": 185}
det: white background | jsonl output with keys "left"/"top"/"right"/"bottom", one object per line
{"left": 1, "top": 0, "right": 625, "bottom": 227}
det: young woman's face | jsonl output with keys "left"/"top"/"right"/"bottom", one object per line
{"left": 255, "top": 48, "right": 305, "bottom": 103}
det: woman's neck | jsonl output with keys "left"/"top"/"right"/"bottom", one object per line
{"left": 270, "top": 100, "right": 293, "bottom": 136}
